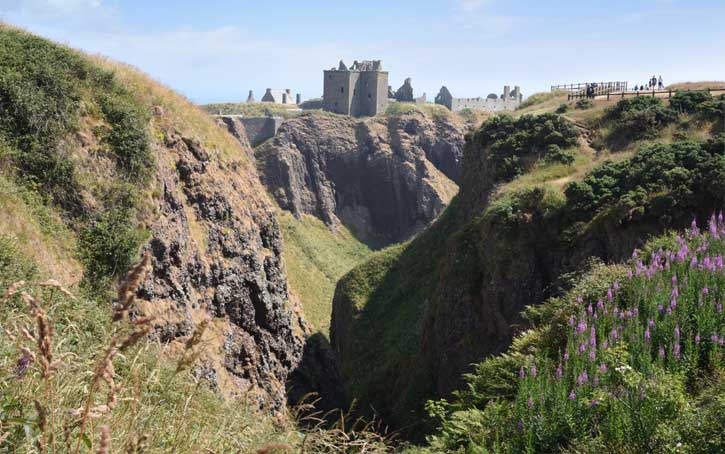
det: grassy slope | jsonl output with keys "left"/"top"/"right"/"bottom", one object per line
{"left": 279, "top": 211, "right": 371, "bottom": 334}
{"left": 200, "top": 101, "right": 303, "bottom": 118}
{"left": 0, "top": 24, "right": 311, "bottom": 452}
{"left": 333, "top": 84, "right": 724, "bottom": 439}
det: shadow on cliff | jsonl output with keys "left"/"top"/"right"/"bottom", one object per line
{"left": 286, "top": 332, "right": 348, "bottom": 418}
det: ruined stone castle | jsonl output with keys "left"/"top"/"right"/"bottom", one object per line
{"left": 435, "top": 85, "right": 522, "bottom": 112}
{"left": 323, "top": 60, "right": 388, "bottom": 117}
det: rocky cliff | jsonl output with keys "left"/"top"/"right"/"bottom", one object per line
{"left": 139, "top": 119, "right": 306, "bottom": 407}
{"left": 254, "top": 110, "right": 463, "bottom": 245}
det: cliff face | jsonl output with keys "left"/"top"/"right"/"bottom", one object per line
{"left": 139, "top": 118, "right": 306, "bottom": 407}
{"left": 255, "top": 111, "right": 463, "bottom": 245}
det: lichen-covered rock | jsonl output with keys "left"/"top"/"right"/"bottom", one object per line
{"left": 137, "top": 117, "right": 306, "bottom": 409}
{"left": 256, "top": 111, "right": 463, "bottom": 245}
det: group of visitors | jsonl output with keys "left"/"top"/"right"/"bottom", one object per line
{"left": 634, "top": 75, "right": 664, "bottom": 91}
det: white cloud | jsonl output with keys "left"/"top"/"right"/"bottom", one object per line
{"left": 455, "top": 0, "right": 491, "bottom": 12}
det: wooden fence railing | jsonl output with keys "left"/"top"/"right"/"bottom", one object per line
{"left": 551, "top": 82, "right": 628, "bottom": 93}
{"left": 567, "top": 87, "right": 725, "bottom": 101}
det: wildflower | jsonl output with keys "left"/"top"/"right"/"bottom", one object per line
{"left": 613, "top": 280, "right": 620, "bottom": 291}
{"left": 672, "top": 286, "right": 679, "bottom": 298}
{"left": 601, "top": 340, "right": 608, "bottom": 350}
{"left": 649, "top": 319, "right": 655, "bottom": 328}
{"left": 690, "top": 257, "right": 698, "bottom": 269}
{"left": 579, "top": 342, "right": 587, "bottom": 354}
{"left": 519, "top": 367, "right": 525, "bottom": 379}
{"left": 589, "top": 326, "right": 597, "bottom": 346}
{"left": 674, "top": 325, "right": 680, "bottom": 340}
{"left": 568, "top": 390, "right": 576, "bottom": 401}
{"left": 703, "top": 287, "right": 709, "bottom": 296}
{"left": 610, "top": 328, "right": 618, "bottom": 340}
{"left": 576, "top": 319, "right": 587, "bottom": 334}
{"left": 628, "top": 269, "right": 633, "bottom": 280}
{"left": 600, "top": 363, "right": 607, "bottom": 373}
{"left": 712, "top": 333, "right": 719, "bottom": 343}
{"left": 589, "top": 399, "right": 598, "bottom": 407}
{"left": 607, "top": 289, "right": 613, "bottom": 302}
{"left": 633, "top": 307, "right": 639, "bottom": 317}
{"left": 589, "top": 349, "right": 596, "bottom": 362}
{"left": 670, "top": 298, "right": 677, "bottom": 310}
{"left": 576, "top": 295, "right": 583, "bottom": 305}
{"left": 568, "top": 315, "right": 575, "bottom": 327}
{"left": 556, "top": 364, "right": 563, "bottom": 379}
{"left": 597, "top": 299, "right": 604, "bottom": 309}
{"left": 695, "top": 333, "right": 701, "bottom": 344}
{"left": 717, "top": 302, "right": 723, "bottom": 313}
{"left": 659, "top": 345, "right": 665, "bottom": 359}
{"left": 564, "top": 352, "right": 570, "bottom": 361}
{"left": 530, "top": 365, "right": 537, "bottom": 377}
{"left": 672, "top": 274, "right": 678, "bottom": 285}
{"left": 673, "top": 342, "right": 681, "bottom": 360}
{"left": 613, "top": 306, "right": 619, "bottom": 316}
{"left": 644, "top": 328, "right": 651, "bottom": 341}
{"left": 625, "top": 310, "right": 633, "bottom": 320}
{"left": 527, "top": 398, "right": 534, "bottom": 408}
{"left": 587, "top": 304, "right": 593, "bottom": 315}
{"left": 517, "top": 420, "right": 524, "bottom": 432}
{"left": 658, "top": 304, "right": 664, "bottom": 314}
{"left": 593, "top": 374, "right": 599, "bottom": 387}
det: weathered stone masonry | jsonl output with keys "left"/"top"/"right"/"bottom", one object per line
{"left": 323, "top": 60, "right": 388, "bottom": 117}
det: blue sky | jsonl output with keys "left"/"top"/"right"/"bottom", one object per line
{"left": 1, "top": 0, "right": 724, "bottom": 104}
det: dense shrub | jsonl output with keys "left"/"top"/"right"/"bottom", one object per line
{"left": 425, "top": 222, "right": 725, "bottom": 452}
{"left": 575, "top": 98, "right": 593, "bottom": 110}
{"left": 698, "top": 94, "right": 725, "bottom": 121}
{"left": 474, "top": 113, "right": 579, "bottom": 181}
{"left": 555, "top": 103, "right": 569, "bottom": 114}
{"left": 606, "top": 96, "right": 679, "bottom": 141}
{"left": 669, "top": 90, "right": 712, "bottom": 113}
{"left": 544, "top": 144, "right": 575, "bottom": 166}
{"left": 564, "top": 136, "right": 725, "bottom": 222}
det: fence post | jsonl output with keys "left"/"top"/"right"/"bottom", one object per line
{"left": 607, "top": 92, "right": 610, "bottom": 101}
{"left": 652, "top": 89, "right": 655, "bottom": 97}
{"left": 669, "top": 90, "right": 672, "bottom": 99}
{"left": 622, "top": 91, "right": 625, "bottom": 99}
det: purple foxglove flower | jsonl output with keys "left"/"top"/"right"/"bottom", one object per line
{"left": 649, "top": 319, "right": 655, "bottom": 328}
{"left": 613, "top": 306, "right": 619, "bottom": 316}
{"left": 628, "top": 269, "right": 633, "bottom": 280}
{"left": 632, "top": 250, "right": 639, "bottom": 259}
{"left": 527, "top": 398, "right": 534, "bottom": 408}
{"left": 588, "top": 349, "right": 596, "bottom": 362}
{"left": 703, "top": 287, "right": 709, "bottom": 296}
{"left": 531, "top": 366, "right": 537, "bottom": 377}
{"left": 695, "top": 333, "right": 701, "bottom": 344}
{"left": 712, "top": 333, "right": 719, "bottom": 343}
{"left": 601, "top": 340, "right": 608, "bottom": 350}
{"left": 564, "top": 352, "right": 570, "bottom": 361}
{"left": 576, "top": 295, "right": 583, "bottom": 305}
{"left": 590, "top": 326, "right": 597, "bottom": 345}
{"left": 607, "top": 289, "right": 613, "bottom": 302}
{"left": 593, "top": 312, "right": 598, "bottom": 320}
{"left": 519, "top": 367, "right": 525, "bottom": 379}
{"left": 587, "top": 304, "right": 593, "bottom": 315}
{"left": 717, "top": 303, "right": 723, "bottom": 313}
{"left": 579, "top": 342, "right": 587, "bottom": 354}
{"left": 673, "top": 342, "right": 681, "bottom": 360}
{"left": 568, "top": 390, "right": 576, "bottom": 400}
{"left": 690, "top": 257, "right": 698, "bottom": 269}
{"left": 666, "top": 307, "right": 673, "bottom": 316}
{"left": 672, "top": 274, "right": 677, "bottom": 285}
{"left": 670, "top": 298, "right": 677, "bottom": 310}
{"left": 672, "top": 286, "right": 679, "bottom": 298}
{"left": 644, "top": 329, "right": 650, "bottom": 341}
{"left": 633, "top": 307, "right": 638, "bottom": 317}
{"left": 589, "top": 399, "right": 598, "bottom": 407}
{"left": 659, "top": 345, "right": 665, "bottom": 359}
{"left": 556, "top": 364, "right": 563, "bottom": 378}
{"left": 610, "top": 328, "right": 618, "bottom": 340}
{"left": 597, "top": 299, "right": 604, "bottom": 309}
{"left": 719, "top": 337, "right": 724, "bottom": 347}
{"left": 674, "top": 325, "right": 680, "bottom": 339}
{"left": 625, "top": 310, "right": 633, "bottom": 320}
{"left": 614, "top": 280, "right": 620, "bottom": 291}
{"left": 600, "top": 363, "right": 607, "bottom": 373}
{"left": 568, "top": 316, "right": 575, "bottom": 327}
{"left": 582, "top": 371, "right": 589, "bottom": 383}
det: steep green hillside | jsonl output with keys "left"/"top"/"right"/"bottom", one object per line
{"left": 332, "top": 90, "right": 725, "bottom": 439}
{"left": 422, "top": 220, "right": 725, "bottom": 452}
{"left": 279, "top": 211, "right": 371, "bottom": 333}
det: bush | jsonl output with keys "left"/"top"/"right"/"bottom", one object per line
{"left": 474, "top": 113, "right": 580, "bottom": 181}
{"left": 698, "top": 94, "right": 725, "bottom": 120}
{"left": 575, "top": 98, "right": 593, "bottom": 110}
{"left": 544, "top": 144, "right": 576, "bottom": 166}
{"left": 564, "top": 135, "right": 725, "bottom": 222}
{"left": 556, "top": 103, "right": 569, "bottom": 114}
{"left": 606, "top": 97, "right": 679, "bottom": 142}
{"left": 78, "top": 206, "right": 148, "bottom": 290}
{"left": 98, "top": 94, "right": 152, "bottom": 182}
{"left": 669, "top": 90, "right": 712, "bottom": 113}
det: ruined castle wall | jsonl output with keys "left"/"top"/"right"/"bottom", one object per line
{"left": 323, "top": 70, "right": 354, "bottom": 115}
{"left": 237, "top": 117, "right": 284, "bottom": 147}
{"left": 450, "top": 97, "right": 520, "bottom": 112}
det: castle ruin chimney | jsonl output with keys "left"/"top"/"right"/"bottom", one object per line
{"left": 246, "top": 90, "right": 255, "bottom": 103}
{"left": 296, "top": 93, "right": 301, "bottom": 104}
{"left": 504, "top": 85, "right": 511, "bottom": 99}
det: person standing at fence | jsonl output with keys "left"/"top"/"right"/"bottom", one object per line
{"left": 658, "top": 75, "right": 664, "bottom": 89}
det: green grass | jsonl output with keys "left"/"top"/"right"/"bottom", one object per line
{"left": 279, "top": 212, "right": 371, "bottom": 334}
{"left": 200, "top": 101, "right": 302, "bottom": 118}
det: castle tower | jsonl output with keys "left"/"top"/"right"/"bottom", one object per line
{"left": 323, "top": 59, "right": 388, "bottom": 117}
{"left": 246, "top": 90, "right": 255, "bottom": 103}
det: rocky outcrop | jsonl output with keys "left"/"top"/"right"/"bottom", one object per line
{"left": 256, "top": 111, "right": 464, "bottom": 245}
{"left": 137, "top": 111, "right": 306, "bottom": 408}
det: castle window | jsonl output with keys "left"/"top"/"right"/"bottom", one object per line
{"left": 368, "top": 93, "right": 372, "bottom": 99}
{"left": 353, "top": 89, "right": 356, "bottom": 95}
{"left": 341, "top": 86, "right": 344, "bottom": 93}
